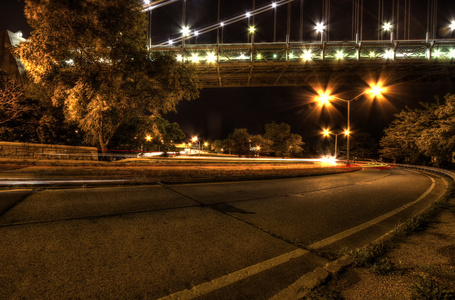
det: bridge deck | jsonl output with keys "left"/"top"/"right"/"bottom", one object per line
{"left": 151, "top": 40, "right": 455, "bottom": 87}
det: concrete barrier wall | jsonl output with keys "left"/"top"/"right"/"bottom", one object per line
{"left": 0, "top": 142, "right": 99, "bottom": 161}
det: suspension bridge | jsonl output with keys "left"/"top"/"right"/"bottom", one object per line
{"left": 144, "top": 0, "right": 455, "bottom": 87}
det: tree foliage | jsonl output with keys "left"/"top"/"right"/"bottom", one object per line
{"left": 264, "top": 122, "right": 304, "bottom": 157}
{"left": 220, "top": 122, "right": 304, "bottom": 157}
{"left": 380, "top": 94, "right": 455, "bottom": 166}
{"left": 16, "top": 0, "right": 199, "bottom": 151}
{"left": 0, "top": 70, "right": 31, "bottom": 125}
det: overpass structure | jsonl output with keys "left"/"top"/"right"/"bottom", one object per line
{"left": 144, "top": 0, "right": 455, "bottom": 88}
{"left": 150, "top": 40, "right": 455, "bottom": 87}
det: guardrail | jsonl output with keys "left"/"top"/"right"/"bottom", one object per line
{"left": 398, "top": 164, "right": 455, "bottom": 182}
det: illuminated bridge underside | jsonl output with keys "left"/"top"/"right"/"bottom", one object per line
{"left": 151, "top": 40, "right": 455, "bottom": 88}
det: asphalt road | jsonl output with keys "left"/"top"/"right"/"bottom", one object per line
{"left": 0, "top": 168, "right": 448, "bottom": 299}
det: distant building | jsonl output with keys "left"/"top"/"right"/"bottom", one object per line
{"left": 0, "top": 30, "right": 26, "bottom": 83}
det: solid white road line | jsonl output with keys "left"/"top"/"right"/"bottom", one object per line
{"left": 307, "top": 175, "right": 436, "bottom": 250}
{"left": 158, "top": 248, "right": 309, "bottom": 300}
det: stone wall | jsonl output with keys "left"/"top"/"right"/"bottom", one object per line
{"left": 0, "top": 142, "right": 99, "bottom": 161}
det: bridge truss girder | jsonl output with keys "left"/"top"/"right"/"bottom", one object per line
{"left": 151, "top": 41, "right": 455, "bottom": 88}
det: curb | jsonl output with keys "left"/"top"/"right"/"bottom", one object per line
{"left": 270, "top": 256, "right": 354, "bottom": 299}
{"left": 271, "top": 164, "right": 454, "bottom": 299}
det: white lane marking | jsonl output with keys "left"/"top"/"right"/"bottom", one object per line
{"left": 308, "top": 176, "right": 436, "bottom": 250}
{"left": 158, "top": 248, "right": 309, "bottom": 300}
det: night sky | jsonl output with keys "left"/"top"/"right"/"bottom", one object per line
{"left": 1, "top": 0, "right": 455, "bottom": 146}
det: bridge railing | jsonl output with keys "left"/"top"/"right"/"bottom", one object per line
{"left": 150, "top": 40, "right": 455, "bottom": 64}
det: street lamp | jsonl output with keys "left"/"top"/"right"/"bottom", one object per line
{"left": 315, "top": 82, "right": 387, "bottom": 165}
{"left": 322, "top": 129, "right": 348, "bottom": 158}
{"left": 191, "top": 136, "right": 200, "bottom": 155}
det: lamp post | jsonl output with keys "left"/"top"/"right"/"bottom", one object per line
{"left": 191, "top": 136, "right": 200, "bottom": 155}
{"left": 315, "top": 82, "right": 387, "bottom": 165}
{"left": 322, "top": 129, "right": 348, "bottom": 158}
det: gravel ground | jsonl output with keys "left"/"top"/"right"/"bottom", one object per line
{"left": 307, "top": 197, "right": 455, "bottom": 299}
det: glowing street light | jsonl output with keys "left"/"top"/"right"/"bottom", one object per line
{"left": 191, "top": 136, "right": 200, "bottom": 155}
{"left": 322, "top": 129, "right": 348, "bottom": 158}
{"left": 315, "top": 81, "right": 388, "bottom": 165}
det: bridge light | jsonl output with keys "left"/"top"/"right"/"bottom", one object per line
{"left": 248, "top": 26, "right": 256, "bottom": 34}
{"left": 369, "top": 51, "right": 376, "bottom": 58}
{"left": 238, "top": 53, "right": 248, "bottom": 60}
{"left": 181, "top": 26, "right": 191, "bottom": 37}
{"left": 433, "top": 49, "right": 442, "bottom": 58}
{"left": 335, "top": 50, "right": 344, "bottom": 60}
{"left": 315, "top": 22, "right": 325, "bottom": 33}
{"left": 301, "top": 50, "right": 313, "bottom": 61}
{"left": 176, "top": 54, "right": 183, "bottom": 62}
{"left": 194, "top": 30, "right": 199, "bottom": 37}
{"left": 168, "top": 39, "right": 174, "bottom": 45}
{"left": 289, "top": 52, "right": 296, "bottom": 59}
{"left": 190, "top": 53, "right": 200, "bottom": 63}
{"left": 245, "top": 12, "right": 251, "bottom": 18}
{"left": 383, "top": 22, "right": 392, "bottom": 31}
{"left": 384, "top": 49, "right": 394, "bottom": 59}
{"left": 272, "top": 2, "right": 277, "bottom": 8}
{"left": 206, "top": 52, "right": 217, "bottom": 63}
{"left": 256, "top": 53, "right": 263, "bottom": 60}
{"left": 220, "top": 22, "right": 225, "bottom": 27}
{"left": 344, "top": 129, "right": 350, "bottom": 136}
{"left": 449, "top": 49, "right": 455, "bottom": 58}
{"left": 450, "top": 21, "right": 455, "bottom": 31}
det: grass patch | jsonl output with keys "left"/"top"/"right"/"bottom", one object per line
{"left": 409, "top": 274, "right": 455, "bottom": 300}
{"left": 341, "top": 241, "right": 389, "bottom": 267}
{"left": 301, "top": 286, "right": 344, "bottom": 300}
{"left": 371, "top": 257, "right": 404, "bottom": 276}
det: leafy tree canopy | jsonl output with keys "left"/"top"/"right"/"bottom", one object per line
{"left": 16, "top": 0, "right": 199, "bottom": 151}
{"left": 264, "top": 121, "right": 304, "bottom": 157}
{"left": 380, "top": 94, "right": 455, "bottom": 166}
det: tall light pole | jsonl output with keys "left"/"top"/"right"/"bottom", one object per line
{"left": 315, "top": 82, "right": 387, "bottom": 165}
{"left": 322, "top": 129, "right": 348, "bottom": 158}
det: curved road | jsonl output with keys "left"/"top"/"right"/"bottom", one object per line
{"left": 0, "top": 167, "right": 448, "bottom": 299}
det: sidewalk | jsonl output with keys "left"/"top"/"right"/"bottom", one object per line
{"left": 304, "top": 197, "right": 455, "bottom": 299}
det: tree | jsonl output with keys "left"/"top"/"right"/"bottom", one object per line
{"left": 0, "top": 70, "right": 31, "bottom": 126}
{"left": 264, "top": 122, "right": 304, "bottom": 157}
{"left": 349, "top": 132, "right": 379, "bottom": 160}
{"left": 226, "top": 128, "right": 251, "bottom": 156}
{"left": 16, "top": 0, "right": 199, "bottom": 153}
{"left": 380, "top": 95, "right": 455, "bottom": 166}
{"left": 250, "top": 134, "right": 272, "bottom": 156}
